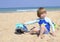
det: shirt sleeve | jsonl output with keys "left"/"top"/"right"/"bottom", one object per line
{"left": 48, "top": 18, "right": 55, "bottom": 32}
{"left": 24, "top": 19, "right": 39, "bottom": 25}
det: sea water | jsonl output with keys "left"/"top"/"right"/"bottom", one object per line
{"left": 0, "top": 6, "right": 60, "bottom": 13}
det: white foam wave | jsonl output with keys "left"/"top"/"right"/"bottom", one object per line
{"left": 16, "top": 9, "right": 37, "bottom": 12}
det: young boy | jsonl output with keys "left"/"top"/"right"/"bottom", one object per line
{"left": 24, "top": 7, "right": 55, "bottom": 38}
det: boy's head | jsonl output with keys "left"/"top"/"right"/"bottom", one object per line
{"left": 37, "top": 7, "right": 47, "bottom": 19}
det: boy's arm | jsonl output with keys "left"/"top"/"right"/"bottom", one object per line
{"left": 24, "top": 19, "right": 39, "bottom": 25}
{"left": 48, "top": 19, "right": 55, "bottom": 32}
{"left": 48, "top": 18, "right": 56, "bottom": 36}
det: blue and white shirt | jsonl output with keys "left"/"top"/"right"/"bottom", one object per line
{"left": 24, "top": 17, "right": 55, "bottom": 32}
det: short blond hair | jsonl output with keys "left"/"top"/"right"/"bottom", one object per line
{"left": 37, "top": 7, "right": 47, "bottom": 17}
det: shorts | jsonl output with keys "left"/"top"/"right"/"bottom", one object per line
{"left": 43, "top": 29, "right": 49, "bottom": 34}
{"left": 37, "top": 28, "right": 49, "bottom": 34}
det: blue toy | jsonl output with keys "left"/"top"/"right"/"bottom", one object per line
{"left": 16, "top": 23, "right": 28, "bottom": 32}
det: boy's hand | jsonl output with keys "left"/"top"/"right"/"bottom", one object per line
{"left": 52, "top": 32, "right": 56, "bottom": 36}
{"left": 50, "top": 32, "right": 56, "bottom": 37}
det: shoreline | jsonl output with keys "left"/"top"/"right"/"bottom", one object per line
{"left": 0, "top": 10, "right": 60, "bottom": 13}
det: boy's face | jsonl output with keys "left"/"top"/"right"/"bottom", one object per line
{"left": 40, "top": 13, "right": 46, "bottom": 19}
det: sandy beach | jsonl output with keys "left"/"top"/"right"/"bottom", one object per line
{"left": 0, "top": 11, "right": 60, "bottom": 42}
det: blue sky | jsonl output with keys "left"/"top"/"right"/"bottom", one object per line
{"left": 0, "top": 0, "right": 60, "bottom": 8}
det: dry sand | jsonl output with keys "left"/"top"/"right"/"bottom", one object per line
{"left": 0, "top": 11, "right": 60, "bottom": 42}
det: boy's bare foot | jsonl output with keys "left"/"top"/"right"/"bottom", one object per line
{"left": 50, "top": 32, "right": 56, "bottom": 37}
{"left": 39, "top": 35, "right": 44, "bottom": 39}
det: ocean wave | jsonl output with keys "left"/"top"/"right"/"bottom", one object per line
{"left": 16, "top": 9, "right": 37, "bottom": 12}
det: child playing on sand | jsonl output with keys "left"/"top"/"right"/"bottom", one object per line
{"left": 24, "top": 7, "right": 55, "bottom": 38}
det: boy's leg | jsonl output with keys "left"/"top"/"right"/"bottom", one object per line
{"left": 30, "top": 27, "right": 39, "bottom": 34}
{"left": 29, "top": 26, "right": 46, "bottom": 37}
{"left": 39, "top": 26, "right": 49, "bottom": 38}
{"left": 40, "top": 26, "right": 45, "bottom": 36}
